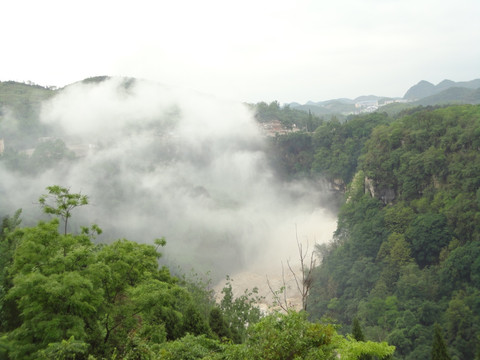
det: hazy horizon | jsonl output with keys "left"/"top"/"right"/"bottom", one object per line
{"left": 1, "top": 0, "right": 479, "bottom": 104}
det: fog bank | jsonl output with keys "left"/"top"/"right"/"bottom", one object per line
{"left": 1, "top": 78, "right": 337, "bottom": 278}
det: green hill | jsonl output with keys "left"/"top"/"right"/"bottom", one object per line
{"left": 415, "top": 87, "right": 480, "bottom": 106}
{"left": 298, "top": 104, "right": 480, "bottom": 360}
{"left": 0, "top": 81, "right": 56, "bottom": 148}
{"left": 404, "top": 78, "right": 480, "bottom": 100}
{"left": 269, "top": 104, "right": 480, "bottom": 359}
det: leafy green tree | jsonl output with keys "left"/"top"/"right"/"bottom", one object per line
{"left": 383, "top": 202, "right": 415, "bottom": 234}
{"left": 352, "top": 317, "right": 373, "bottom": 360}
{"left": 352, "top": 317, "right": 365, "bottom": 341}
{"left": 377, "top": 233, "right": 413, "bottom": 289}
{"left": 157, "top": 334, "right": 224, "bottom": 360}
{"left": 178, "top": 270, "right": 216, "bottom": 324}
{"left": 387, "top": 328, "right": 412, "bottom": 357}
{"left": 405, "top": 213, "right": 451, "bottom": 268}
{"left": 183, "top": 304, "right": 211, "bottom": 336}
{"left": 36, "top": 336, "right": 89, "bottom": 360}
{"left": 431, "top": 323, "right": 451, "bottom": 360}
{"left": 5, "top": 220, "right": 101, "bottom": 359}
{"left": 219, "top": 276, "right": 263, "bottom": 343}
{"left": 237, "top": 310, "right": 394, "bottom": 360}
{"left": 38, "top": 185, "right": 89, "bottom": 235}
{"left": 444, "top": 293, "right": 476, "bottom": 359}
{"left": 0, "top": 209, "right": 22, "bottom": 332}
{"left": 209, "top": 307, "right": 231, "bottom": 340}
{"left": 243, "top": 310, "right": 337, "bottom": 360}
{"left": 440, "top": 242, "right": 480, "bottom": 292}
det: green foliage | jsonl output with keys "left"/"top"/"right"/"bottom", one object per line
{"left": 431, "top": 323, "right": 451, "bottom": 360}
{"left": 250, "top": 101, "right": 323, "bottom": 130}
{"left": 337, "top": 336, "right": 395, "bottom": 360}
{"left": 157, "top": 334, "right": 224, "bottom": 360}
{"left": 271, "top": 132, "right": 314, "bottom": 177}
{"left": 242, "top": 310, "right": 337, "bottom": 360}
{"left": 352, "top": 318, "right": 366, "bottom": 342}
{"left": 218, "top": 276, "right": 263, "bottom": 343}
{"left": 0, "top": 81, "right": 55, "bottom": 149}
{"left": 251, "top": 102, "right": 383, "bottom": 181}
{"left": 39, "top": 185, "right": 89, "bottom": 235}
{"left": 312, "top": 113, "right": 389, "bottom": 185}
{"left": 440, "top": 242, "right": 480, "bottom": 291}
{"left": 249, "top": 312, "right": 335, "bottom": 360}
{"left": 0, "top": 187, "right": 219, "bottom": 358}
{"left": 0, "top": 187, "right": 398, "bottom": 359}
{"left": 307, "top": 105, "right": 480, "bottom": 359}
{"left": 383, "top": 202, "right": 415, "bottom": 234}
{"left": 405, "top": 213, "right": 451, "bottom": 268}
{"left": 228, "top": 311, "right": 395, "bottom": 360}
{"left": 4, "top": 221, "right": 102, "bottom": 359}
{"left": 335, "top": 194, "right": 388, "bottom": 259}
{"left": 209, "top": 307, "right": 231, "bottom": 340}
{"left": 0, "top": 210, "right": 23, "bottom": 332}
{"left": 37, "top": 336, "right": 89, "bottom": 360}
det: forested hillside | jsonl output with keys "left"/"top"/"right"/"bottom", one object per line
{"left": 0, "top": 79, "right": 396, "bottom": 359}
{"left": 0, "top": 81, "right": 55, "bottom": 149}
{"left": 271, "top": 105, "right": 480, "bottom": 359}
{"left": 3, "top": 79, "right": 480, "bottom": 359}
{"left": 0, "top": 186, "right": 394, "bottom": 359}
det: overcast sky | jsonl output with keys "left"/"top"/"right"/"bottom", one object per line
{"left": 1, "top": 0, "right": 479, "bottom": 103}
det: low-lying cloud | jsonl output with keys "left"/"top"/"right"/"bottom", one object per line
{"left": 1, "top": 78, "right": 337, "bottom": 279}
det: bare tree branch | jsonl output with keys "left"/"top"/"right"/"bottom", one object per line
{"left": 267, "top": 226, "right": 319, "bottom": 312}
{"left": 286, "top": 225, "right": 317, "bottom": 311}
{"left": 266, "top": 271, "right": 289, "bottom": 312}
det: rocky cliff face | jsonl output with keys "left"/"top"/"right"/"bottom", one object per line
{"left": 364, "top": 176, "right": 395, "bottom": 204}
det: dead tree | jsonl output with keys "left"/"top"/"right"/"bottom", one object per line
{"left": 267, "top": 225, "right": 317, "bottom": 312}
{"left": 288, "top": 228, "right": 316, "bottom": 311}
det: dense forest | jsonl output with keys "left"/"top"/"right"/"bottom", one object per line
{"left": 271, "top": 104, "right": 480, "bottom": 359}
{"left": 2, "top": 79, "right": 480, "bottom": 359}
{"left": 0, "top": 191, "right": 394, "bottom": 359}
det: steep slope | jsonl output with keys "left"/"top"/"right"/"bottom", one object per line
{"left": 403, "top": 80, "right": 435, "bottom": 99}
{"left": 307, "top": 105, "right": 480, "bottom": 359}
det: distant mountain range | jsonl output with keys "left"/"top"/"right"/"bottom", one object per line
{"left": 403, "top": 79, "right": 480, "bottom": 99}
{"left": 1, "top": 76, "right": 479, "bottom": 119}
{"left": 290, "top": 78, "right": 480, "bottom": 116}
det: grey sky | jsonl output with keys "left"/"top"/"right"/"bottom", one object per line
{"left": 2, "top": 0, "right": 479, "bottom": 103}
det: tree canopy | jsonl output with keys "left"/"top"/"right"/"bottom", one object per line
{"left": 303, "top": 105, "right": 480, "bottom": 359}
{"left": 0, "top": 186, "right": 394, "bottom": 359}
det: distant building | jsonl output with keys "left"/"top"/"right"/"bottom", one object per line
{"left": 0, "top": 138, "right": 4, "bottom": 155}
{"left": 355, "top": 100, "right": 378, "bottom": 109}
{"left": 260, "top": 120, "right": 300, "bottom": 137}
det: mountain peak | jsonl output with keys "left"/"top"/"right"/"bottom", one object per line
{"left": 436, "top": 79, "right": 455, "bottom": 91}
{"left": 404, "top": 79, "right": 480, "bottom": 100}
{"left": 403, "top": 80, "right": 435, "bottom": 99}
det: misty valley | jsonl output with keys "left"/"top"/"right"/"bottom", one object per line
{"left": 1, "top": 76, "right": 480, "bottom": 359}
